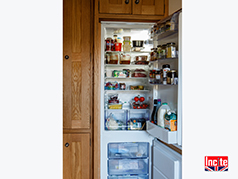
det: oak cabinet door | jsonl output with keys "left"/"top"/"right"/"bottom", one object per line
{"left": 99, "top": 0, "right": 132, "bottom": 14}
{"left": 133, "top": 0, "right": 165, "bottom": 15}
{"left": 63, "top": 0, "right": 92, "bottom": 129}
{"left": 63, "top": 134, "right": 91, "bottom": 179}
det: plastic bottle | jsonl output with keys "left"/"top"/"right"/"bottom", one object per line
{"left": 154, "top": 99, "right": 161, "bottom": 124}
{"left": 157, "top": 103, "right": 170, "bottom": 128}
{"left": 150, "top": 99, "right": 158, "bottom": 124}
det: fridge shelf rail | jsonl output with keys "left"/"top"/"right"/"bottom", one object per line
{"left": 146, "top": 121, "right": 177, "bottom": 144}
{"left": 105, "top": 64, "right": 149, "bottom": 68}
{"left": 105, "top": 90, "right": 150, "bottom": 93}
{"left": 105, "top": 77, "right": 148, "bottom": 80}
{"left": 154, "top": 30, "right": 178, "bottom": 41}
{"left": 149, "top": 57, "right": 178, "bottom": 63}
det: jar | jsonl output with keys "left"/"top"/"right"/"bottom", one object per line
{"left": 166, "top": 42, "right": 176, "bottom": 58}
{"left": 150, "top": 48, "right": 157, "bottom": 61}
{"left": 165, "top": 21, "right": 171, "bottom": 31}
{"left": 157, "top": 45, "right": 162, "bottom": 59}
{"left": 170, "top": 70, "right": 177, "bottom": 85}
{"left": 161, "top": 44, "right": 167, "bottom": 59}
{"left": 119, "top": 83, "right": 126, "bottom": 90}
{"left": 155, "top": 69, "right": 162, "bottom": 84}
{"left": 105, "top": 37, "right": 113, "bottom": 51}
{"left": 162, "top": 64, "right": 170, "bottom": 85}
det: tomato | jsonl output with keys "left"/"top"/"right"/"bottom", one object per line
{"left": 134, "top": 97, "right": 139, "bottom": 102}
{"left": 139, "top": 97, "right": 145, "bottom": 102}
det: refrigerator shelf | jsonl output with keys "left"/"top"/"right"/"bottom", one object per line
{"left": 146, "top": 121, "right": 177, "bottom": 144}
{"left": 105, "top": 90, "right": 150, "bottom": 93}
{"left": 105, "top": 64, "right": 149, "bottom": 68}
{"left": 149, "top": 83, "right": 178, "bottom": 86}
{"left": 105, "top": 77, "right": 148, "bottom": 80}
{"left": 108, "top": 175, "right": 149, "bottom": 179}
{"left": 154, "top": 30, "right": 178, "bottom": 41}
{"left": 105, "top": 51, "right": 151, "bottom": 54}
{"left": 149, "top": 57, "right": 178, "bottom": 63}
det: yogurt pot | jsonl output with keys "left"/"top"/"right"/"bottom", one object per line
{"left": 106, "top": 70, "right": 112, "bottom": 77}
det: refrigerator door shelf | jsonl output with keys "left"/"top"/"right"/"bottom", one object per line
{"left": 146, "top": 121, "right": 177, "bottom": 144}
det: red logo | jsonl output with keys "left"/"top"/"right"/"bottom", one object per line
{"left": 205, "top": 156, "right": 228, "bottom": 171}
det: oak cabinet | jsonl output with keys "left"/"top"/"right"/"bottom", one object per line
{"left": 63, "top": 0, "right": 92, "bottom": 130}
{"left": 63, "top": 133, "right": 91, "bottom": 179}
{"left": 99, "top": 0, "right": 167, "bottom": 16}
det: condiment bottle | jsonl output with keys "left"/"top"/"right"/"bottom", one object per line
{"left": 157, "top": 45, "right": 162, "bottom": 59}
{"left": 162, "top": 64, "right": 170, "bottom": 85}
{"left": 166, "top": 42, "right": 176, "bottom": 58}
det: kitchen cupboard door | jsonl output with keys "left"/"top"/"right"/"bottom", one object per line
{"left": 63, "top": 0, "right": 92, "bottom": 129}
{"left": 132, "top": 0, "right": 166, "bottom": 16}
{"left": 99, "top": 0, "right": 132, "bottom": 14}
{"left": 63, "top": 133, "right": 91, "bottom": 179}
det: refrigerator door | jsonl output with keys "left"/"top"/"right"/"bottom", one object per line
{"left": 152, "top": 139, "right": 182, "bottom": 179}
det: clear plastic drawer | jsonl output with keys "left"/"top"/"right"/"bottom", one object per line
{"left": 108, "top": 142, "right": 149, "bottom": 159}
{"left": 108, "top": 159, "right": 149, "bottom": 175}
{"left": 108, "top": 175, "right": 149, "bottom": 179}
{"left": 128, "top": 110, "right": 149, "bottom": 130}
{"left": 105, "top": 110, "right": 127, "bottom": 130}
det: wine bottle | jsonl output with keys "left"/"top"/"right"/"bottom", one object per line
{"left": 150, "top": 99, "right": 158, "bottom": 124}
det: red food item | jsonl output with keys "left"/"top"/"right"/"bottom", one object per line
{"left": 139, "top": 97, "right": 145, "bottom": 102}
{"left": 133, "top": 106, "right": 136, "bottom": 109}
{"left": 134, "top": 97, "right": 139, "bottom": 102}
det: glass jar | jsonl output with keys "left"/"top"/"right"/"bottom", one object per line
{"left": 155, "top": 69, "right": 162, "bottom": 84}
{"left": 157, "top": 45, "right": 162, "bottom": 59}
{"left": 161, "top": 44, "right": 167, "bottom": 59}
{"left": 166, "top": 42, "right": 176, "bottom": 58}
{"left": 150, "top": 48, "right": 157, "bottom": 61}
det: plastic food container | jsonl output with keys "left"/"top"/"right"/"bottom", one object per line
{"left": 132, "top": 40, "right": 144, "bottom": 47}
{"left": 108, "top": 104, "right": 122, "bottom": 109}
{"left": 120, "top": 54, "right": 131, "bottom": 64}
{"left": 106, "top": 52, "right": 120, "bottom": 64}
{"left": 123, "top": 36, "right": 131, "bottom": 41}
{"left": 115, "top": 42, "right": 122, "bottom": 51}
{"left": 135, "top": 56, "right": 148, "bottom": 61}
{"left": 130, "top": 85, "right": 144, "bottom": 90}
{"left": 113, "top": 70, "right": 127, "bottom": 78}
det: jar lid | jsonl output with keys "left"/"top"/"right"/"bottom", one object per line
{"left": 162, "top": 64, "right": 170, "bottom": 68}
{"left": 171, "top": 70, "right": 177, "bottom": 72}
{"left": 167, "top": 42, "right": 175, "bottom": 45}
{"left": 162, "top": 44, "right": 167, "bottom": 47}
{"left": 157, "top": 45, "right": 162, "bottom": 47}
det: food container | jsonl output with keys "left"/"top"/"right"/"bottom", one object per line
{"left": 115, "top": 42, "right": 122, "bottom": 51}
{"left": 123, "top": 41, "right": 131, "bottom": 45}
{"left": 119, "top": 83, "right": 126, "bottom": 90}
{"left": 120, "top": 54, "right": 131, "bottom": 64}
{"left": 105, "top": 37, "right": 114, "bottom": 51}
{"left": 131, "top": 69, "right": 147, "bottom": 78}
{"left": 123, "top": 44, "right": 131, "bottom": 52}
{"left": 130, "top": 85, "right": 144, "bottom": 90}
{"left": 113, "top": 70, "right": 127, "bottom": 78}
{"left": 135, "top": 55, "right": 147, "bottom": 61}
{"left": 106, "top": 52, "right": 120, "bottom": 64}
{"left": 150, "top": 48, "right": 157, "bottom": 61}
{"left": 132, "top": 40, "right": 144, "bottom": 47}
{"left": 166, "top": 42, "right": 176, "bottom": 58}
{"left": 127, "top": 118, "right": 146, "bottom": 130}
{"left": 108, "top": 104, "right": 122, "bottom": 109}
{"left": 123, "top": 36, "right": 131, "bottom": 41}
{"left": 160, "top": 44, "right": 167, "bottom": 59}
{"left": 106, "top": 70, "right": 112, "bottom": 77}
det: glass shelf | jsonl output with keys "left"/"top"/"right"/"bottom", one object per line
{"left": 149, "top": 83, "right": 177, "bottom": 86}
{"left": 105, "top": 64, "right": 149, "bottom": 68}
{"left": 105, "top": 77, "right": 148, "bottom": 80}
{"left": 149, "top": 57, "right": 178, "bottom": 63}
{"left": 154, "top": 30, "right": 178, "bottom": 41}
{"left": 105, "top": 90, "right": 150, "bottom": 92}
{"left": 105, "top": 51, "right": 151, "bottom": 54}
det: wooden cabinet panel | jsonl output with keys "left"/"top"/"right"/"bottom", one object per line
{"left": 133, "top": 0, "right": 165, "bottom": 15}
{"left": 99, "top": 0, "right": 132, "bottom": 14}
{"left": 63, "top": 0, "right": 92, "bottom": 129}
{"left": 63, "top": 133, "right": 91, "bottom": 179}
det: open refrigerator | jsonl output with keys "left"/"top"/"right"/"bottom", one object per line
{"left": 100, "top": 10, "right": 182, "bottom": 179}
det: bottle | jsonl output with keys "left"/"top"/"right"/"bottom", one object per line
{"left": 164, "top": 110, "right": 177, "bottom": 131}
{"left": 154, "top": 99, "right": 161, "bottom": 124}
{"left": 150, "top": 99, "right": 158, "bottom": 124}
{"left": 157, "top": 103, "right": 170, "bottom": 128}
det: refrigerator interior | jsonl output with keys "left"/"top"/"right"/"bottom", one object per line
{"left": 101, "top": 22, "right": 155, "bottom": 179}
{"left": 100, "top": 12, "right": 182, "bottom": 178}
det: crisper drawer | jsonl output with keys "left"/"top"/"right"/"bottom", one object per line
{"left": 108, "top": 175, "right": 149, "bottom": 179}
{"left": 108, "top": 142, "right": 149, "bottom": 159}
{"left": 128, "top": 109, "right": 150, "bottom": 130}
{"left": 108, "top": 159, "right": 149, "bottom": 175}
{"left": 105, "top": 110, "right": 127, "bottom": 130}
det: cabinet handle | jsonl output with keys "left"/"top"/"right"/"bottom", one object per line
{"left": 65, "top": 143, "right": 69, "bottom": 147}
{"left": 135, "top": 0, "right": 139, "bottom": 4}
{"left": 125, "top": 0, "right": 129, "bottom": 4}
{"left": 65, "top": 55, "right": 69, "bottom": 60}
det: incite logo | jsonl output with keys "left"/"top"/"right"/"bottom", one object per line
{"left": 205, "top": 156, "right": 228, "bottom": 171}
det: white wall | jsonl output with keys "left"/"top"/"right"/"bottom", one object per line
{"left": 169, "top": 0, "right": 182, "bottom": 15}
